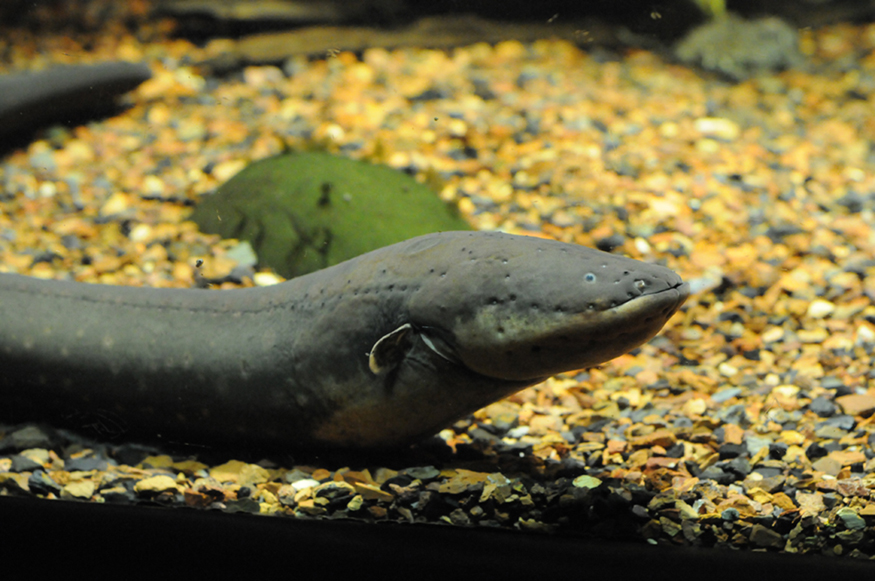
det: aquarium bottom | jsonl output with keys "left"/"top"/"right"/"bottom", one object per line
{"left": 0, "top": 495, "right": 871, "bottom": 577}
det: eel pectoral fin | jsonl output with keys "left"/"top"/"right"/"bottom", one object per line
{"left": 368, "top": 323, "right": 413, "bottom": 374}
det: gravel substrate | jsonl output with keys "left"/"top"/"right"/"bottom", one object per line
{"left": 2, "top": 3, "right": 875, "bottom": 562}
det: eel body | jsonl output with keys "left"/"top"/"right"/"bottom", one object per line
{"left": 0, "top": 62, "right": 152, "bottom": 140}
{"left": 0, "top": 231, "right": 689, "bottom": 450}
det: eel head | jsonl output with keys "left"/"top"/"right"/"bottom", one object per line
{"left": 321, "top": 231, "right": 689, "bottom": 447}
{"left": 396, "top": 231, "right": 689, "bottom": 382}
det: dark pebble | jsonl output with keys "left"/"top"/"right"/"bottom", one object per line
{"left": 472, "top": 421, "right": 504, "bottom": 435}
{"left": 836, "top": 192, "right": 864, "bottom": 212}
{"left": 683, "top": 460, "right": 702, "bottom": 477}
{"left": 822, "top": 441, "right": 843, "bottom": 453}
{"left": 469, "top": 427, "right": 502, "bottom": 445}
{"left": 100, "top": 486, "right": 136, "bottom": 503}
{"left": 409, "top": 87, "right": 447, "bottom": 101}
{"left": 664, "top": 442, "right": 685, "bottom": 458}
{"left": 64, "top": 456, "right": 110, "bottom": 471}
{"left": 226, "top": 264, "right": 257, "bottom": 284}
{"left": 225, "top": 497, "right": 261, "bottom": 514}
{"left": 629, "top": 408, "right": 664, "bottom": 422}
{"left": 403, "top": 466, "right": 440, "bottom": 481}
{"left": 715, "top": 404, "right": 749, "bottom": 425}
{"left": 448, "top": 508, "right": 472, "bottom": 526}
{"left": 112, "top": 443, "right": 158, "bottom": 466}
{"left": 821, "top": 376, "right": 853, "bottom": 397}
{"left": 585, "top": 418, "right": 613, "bottom": 433}
{"left": 631, "top": 504, "right": 649, "bottom": 519}
{"left": 415, "top": 490, "right": 445, "bottom": 519}
{"left": 10, "top": 454, "right": 43, "bottom": 472}
{"left": 805, "top": 442, "right": 829, "bottom": 461}
{"left": 711, "top": 387, "right": 744, "bottom": 403}
{"left": 699, "top": 466, "right": 735, "bottom": 485}
{"left": 822, "top": 493, "right": 840, "bottom": 510}
{"left": 0, "top": 425, "right": 53, "bottom": 451}
{"left": 718, "top": 443, "right": 747, "bottom": 459}
{"left": 723, "top": 457, "right": 751, "bottom": 478}
{"left": 596, "top": 234, "right": 625, "bottom": 252}
{"left": 808, "top": 396, "right": 837, "bottom": 417}
{"left": 548, "top": 458, "right": 584, "bottom": 478}
{"left": 753, "top": 465, "right": 783, "bottom": 479}
{"left": 673, "top": 417, "right": 693, "bottom": 429}
{"left": 768, "top": 442, "right": 789, "bottom": 459}
{"left": 27, "top": 470, "right": 62, "bottom": 496}
{"left": 324, "top": 493, "right": 355, "bottom": 510}
{"left": 818, "top": 415, "right": 856, "bottom": 431}
{"left": 750, "top": 523, "right": 784, "bottom": 549}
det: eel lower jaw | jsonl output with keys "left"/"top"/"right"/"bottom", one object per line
{"left": 453, "top": 281, "right": 690, "bottom": 382}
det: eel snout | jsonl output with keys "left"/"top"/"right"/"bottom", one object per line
{"left": 453, "top": 279, "right": 689, "bottom": 382}
{"left": 402, "top": 233, "right": 691, "bottom": 382}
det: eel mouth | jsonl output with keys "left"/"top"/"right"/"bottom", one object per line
{"left": 452, "top": 280, "right": 690, "bottom": 382}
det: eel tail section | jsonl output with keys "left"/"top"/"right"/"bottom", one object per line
{"left": 0, "top": 61, "right": 152, "bottom": 142}
{"left": 0, "top": 231, "right": 689, "bottom": 451}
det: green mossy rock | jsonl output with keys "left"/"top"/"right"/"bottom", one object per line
{"left": 191, "top": 151, "right": 471, "bottom": 278}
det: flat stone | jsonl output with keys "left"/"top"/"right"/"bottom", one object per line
{"left": 134, "top": 475, "right": 180, "bottom": 495}
{"left": 814, "top": 425, "right": 847, "bottom": 439}
{"left": 750, "top": 523, "right": 784, "bottom": 549}
{"left": 10, "top": 455, "right": 43, "bottom": 472}
{"left": 0, "top": 426, "right": 52, "bottom": 451}
{"left": 61, "top": 480, "right": 95, "bottom": 500}
{"left": 808, "top": 396, "right": 837, "bottom": 417}
{"left": 796, "top": 491, "right": 826, "bottom": 517}
{"left": 403, "top": 466, "right": 440, "bottom": 481}
{"left": 352, "top": 482, "right": 393, "bottom": 502}
{"left": 209, "top": 460, "right": 270, "bottom": 486}
{"left": 835, "top": 507, "right": 866, "bottom": 530}
{"left": 745, "top": 435, "right": 770, "bottom": 456}
{"left": 629, "top": 429, "right": 676, "bottom": 449}
{"left": 712, "top": 387, "right": 744, "bottom": 403}
{"left": 829, "top": 449, "right": 867, "bottom": 466}
{"left": 572, "top": 475, "right": 602, "bottom": 489}
{"left": 27, "top": 471, "right": 62, "bottom": 496}
{"left": 835, "top": 394, "right": 875, "bottom": 417}
{"left": 818, "top": 414, "right": 856, "bottom": 430}
{"left": 64, "top": 456, "right": 108, "bottom": 471}
{"left": 313, "top": 481, "right": 355, "bottom": 501}
{"left": 811, "top": 456, "right": 842, "bottom": 476}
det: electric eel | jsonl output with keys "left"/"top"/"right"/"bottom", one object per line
{"left": 0, "top": 62, "right": 152, "bottom": 140}
{"left": 0, "top": 231, "right": 689, "bottom": 450}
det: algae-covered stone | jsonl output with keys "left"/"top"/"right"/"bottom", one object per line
{"left": 674, "top": 14, "right": 801, "bottom": 80}
{"left": 191, "top": 151, "right": 471, "bottom": 278}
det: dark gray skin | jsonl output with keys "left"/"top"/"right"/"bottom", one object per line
{"left": 0, "top": 231, "right": 689, "bottom": 450}
{"left": 0, "top": 62, "right": 151, "bottom": 140}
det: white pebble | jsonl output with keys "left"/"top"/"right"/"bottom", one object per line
{"left": 694, "top": 117, "right": 740, "bottom": 140}
{"left": 806, "top": 299, "right": 835, "bottom": 319}
{"left": 129, "top": 224, "right": 153, "bottom": 243}
{"left": 718, "top": 362, "right": 738, "bottom": 377}
{"left": 291, "top": 479, "right": 320, "bottom": 491}
{"left": 856, "top": 324, "right": 875, "bottom": 344}
{"left": 761, "top": 326, "right": 784, "bottom": 343}
{"left": 254, "top": 272, "right": 283, "bottom": 287}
